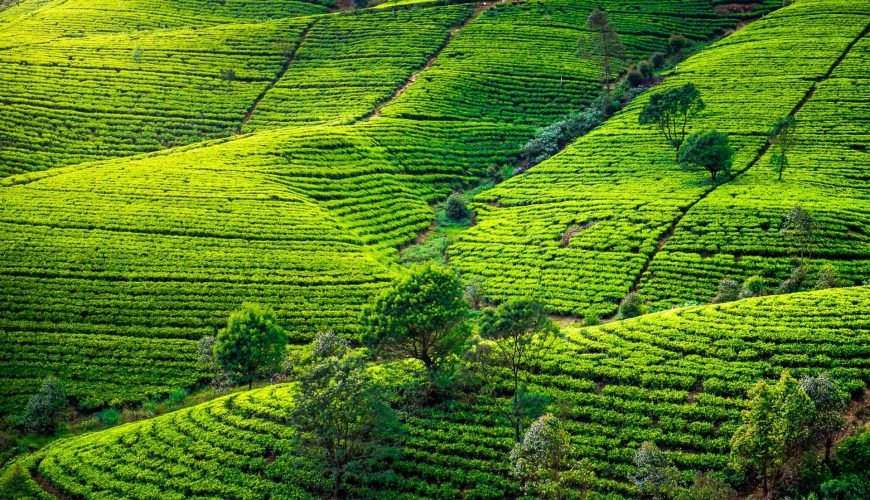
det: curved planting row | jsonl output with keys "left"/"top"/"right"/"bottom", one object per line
{"left": 8, "top": 286, "right": 869, "bottom": 498}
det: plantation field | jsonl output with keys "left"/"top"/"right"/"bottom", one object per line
{"left": 10, "top": 286, "right": 870, "bottom": 498}
{"left": 452, "top": 0, "right": 870, "bottom": 317}
{"left": 0, "top": 0, "right": 777, "bottom": 414}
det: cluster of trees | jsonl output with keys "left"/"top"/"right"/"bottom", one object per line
{"left": 730, "top": 371, "right": 850, "bottom": 499}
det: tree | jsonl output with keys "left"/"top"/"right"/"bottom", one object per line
{"left": 768, "top": 115, "right": 796, "bottom": 181}
{"left": 800, "top": 374, "right": 847, "bottom": 464}
{"left": 511, "top": 413, "right": 594, "bottom": 499}
{"left": 20, "top": 376, "right": 67, "bottom": 435}
{"left": 580, "top": 8, "right": 625, "bottom": 101}
{"left": 361, "top": 265, "right": 470, "bottom": 380}
{"left": 712, "top": 278, "right": 740, "bottom": 303}
{"left": 639, "top": 83, "right": 705, "bottom": 158}
{"left": 214, "top": 303, "right": 288, "bottom": 390}
{"left": 730, "top": 372, "right": 816, "bottom": 499}
{"left": 475, "top": 299, "right": 558, "bottom": 440}
{"left": 631, "top": 442, "right": 681, "bottom": 499}
{"left": 290, "top": 332, "right": 402, "bottom": 498}
{"left": 678, "top": 130, "right": 734, "bottom": 182}
{"left": 781, "top": 205, "right": 816, "bottom": 260}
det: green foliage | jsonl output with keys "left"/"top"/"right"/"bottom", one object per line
{"left": 815, "top": 263, "right": 841, "bottom": 290}
{"left": 0, "top": 462, "right": 49, "bottom": 499}
{"left": 580, "top": 8, "right": 625, "bottom": 93}
{"left": 20, "top": 377, "right": 67, "bottom": 435}
{"left": 738, "top": 275, "right": 766, "bottom": 299}
{"left": 639, "top": 83, "right": 705, "bottom": 155}
{"left": 511, "top": 413, "right": 594, "bottom": 499}
{"left": 474, "top": 299, "right": 558, "bottom": 440}
{"left": 361, "top": 265, "right": 470, "bottom": 378}
{"left": 678, "top": 130, "right": 734, "bottom": 182}
{"left": 522, "top": 106, "right": 604, "bottom": 167}
{"left": 445, "top": 192, "right": 470, "bottom": 222}
{"left": 215, "top": 303, "right": 288, "bottom": 390}
{"left": 631, "top": 441, "right": 681, "bottom": 498}
{"left": 668, "top": 34, "right": 688, "bottom": 54}
{"left": 712, "top": 278, "right": 740, "bottom": 303}
{"left": 619, "top": 291, "right": 646, "bottom": 319}
{"left": 730, "top": 371, "right": 817, "bottom": 497}
{"left": 290, "top": 333, "right": 402, "bottom": 498}
{"left": 800, "top": 373, "right": 847, "bottom": 463}
{"left": 95, "top": 408, "right": 121, "bottom": 428}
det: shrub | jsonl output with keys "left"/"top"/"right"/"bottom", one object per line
{"left": 20, "top": 376, "right": 67, "bottom": 435}
{"left": 668, "top": 34, "right": 688, "bottom": 54}
{"left": 522, "top": 107, "right": 604, "bottom": 167}
{"left": 584, "top": 310, "right": 599, "bottom": 326}
{"left": 167, "top": 388, "right": 189, "bottom": 406}
{"left": 776, "top": 265, "right": 806, "bottom": 294}
{"left": 96, "top": 408, "right": 121, "bottom": 428}
{"left": 815, "top": 263, "right": 841, "bottom": 290}
{"left": 712, "top": 278, "right": 740, "bottom": 303}
{"left": 626, "top": 68, "right": 645, "bottom": 87}
{"left": 638, "top": 60, "right": 653, "bottom": 79}
{"left": 445, "top": 192, "right": 470, "bottom": 222}
{"left": 650, "top": 52, "right": 666, "bottom": 68}
{"left": 739, "top": 276, "right": 765, "bottom": 299}
{"left": 619, "top": 292, "right": 646, "bottom": 319}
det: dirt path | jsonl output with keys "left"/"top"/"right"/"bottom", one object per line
{"left": 366, "top": 1, "right": 492, "bottom": 120}
{"left": 237, "top": 20, "right": 317, "bottom": 133}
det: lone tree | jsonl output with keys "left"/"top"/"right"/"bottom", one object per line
{"left": 214, "top": 303, "right": 288, "bottom": 389}
{"left": 800, "top": 373, "right": 847, "bottom": 464}
{"left": 290, "top": 332, "right": 402, "bottom": 498}
{"left": 730, "top": 371, "right": 816, "bottom": 499}
{"left": 781, "top": 205, "right": 816, "bottom": 260}
{"left": 579, "top": 8, "right": 625, "bottom": 101}
{"left": 20, "top": 376, "right": 67, "bottom": 435}
{"left": 768, "top": 115, "right": 796, "bottom": 181}
{"left": 639, "top": 83, "right": 705, "bottom": 159}
{"left": 471, "top": 299, "right": 558, "bottom": 441}
{"left": 511, "top": 413, "right": 594, "bottom": 499}
{"left": 678, "top": 130, "right": 734, "bottom": 182}
{"left": 361, "top": 265, "right": 470, "bottom": 381}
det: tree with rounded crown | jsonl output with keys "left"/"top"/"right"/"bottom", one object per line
{"left": 678, "top": 130, "right": 734, "bottom": 182}
{"left": 360, "top": 265, "right": 470, "bottom": 382}
{"left": 214, "top": 303, "right": 288, "bottom": 390}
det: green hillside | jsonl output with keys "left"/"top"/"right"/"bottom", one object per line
{"left": 9, "top": 287, "right": 870, "bottom": 498}
{"left": 453, "top": 0, "right": 870, "bottom": 317}
{"left": 0, "top": 0, "right": 775, "bottom": 413}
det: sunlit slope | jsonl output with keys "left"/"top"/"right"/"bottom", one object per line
{"left": 379, "top": 0, "right": 776, "bottom": 125}
{"left": 0, "top": 4, "right": 474, "bottom": 176}
{"left": 11, "top": 287, "right": 870, "bottom": 498}
{"left": 0, "top": 0, "right": 333, "bottom": 46}
{"left": 451, "top": 0, "right": 870, "bottom": 317}
{"left": 639, "top": 15, "right": 870, "bottom": 307}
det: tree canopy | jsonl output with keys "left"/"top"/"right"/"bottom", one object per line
{"left": 360, "top": 265, "right": 470, "bottom": 379}
{"left": 214, "top": 303, "right": 288, "bottom": 390}
{"left": 639, "top": 83, "right": 705, "bottom": 157}
{"left": 677, "top": 129, "right": 734, "bottom": 182}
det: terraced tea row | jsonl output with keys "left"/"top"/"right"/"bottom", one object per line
{"left": 12, "top": 286, "right": 870, "bottom": 498}
{"left": 380, "top": 0, "right": 776, "bottom": 126}
{"left": 452, "top": 0, "right": 870, "bottom": 317}
{"left": 0, "top": 0, "right": 333, "bottom": 47}
{"left": 0, "top": 4, "right": 474, "bottom": 175}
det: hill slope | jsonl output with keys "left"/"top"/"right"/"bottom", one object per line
{"left": 452, "top": 0, "right": 870, "bottom": 317}
{"left": 9, "top": 286, "right": 870, "bottom": 498}
{"left": 0, "top": 0, "right": 775, "bottom": 413}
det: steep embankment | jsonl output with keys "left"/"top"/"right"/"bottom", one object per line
{"left": 6, "top": 286, "right": 869, "bottom": 498}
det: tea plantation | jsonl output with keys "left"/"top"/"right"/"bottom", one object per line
{"left": 0, "top": 0, "right": 868, "bottom": 497}
{"left": 9, "top": 287, "right": 870, "bottom": 498}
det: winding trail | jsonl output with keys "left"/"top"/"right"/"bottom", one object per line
{"left": 366, "top": 2, "right": 491, "bottom": 121}
{"left": 618, "top": 20, "right": 870, "bottom": 309}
